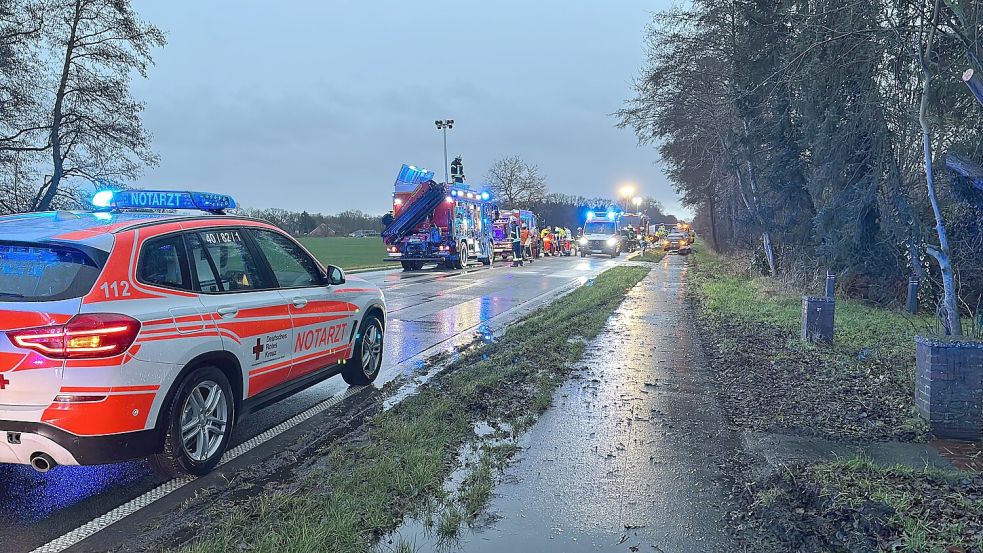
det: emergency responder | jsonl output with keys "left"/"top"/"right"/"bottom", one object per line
{"left": 451, "top": 156, "right": 465, "bottom": 183}
{"left": 382, "top": 211, "right": 394, "bottom": 229}
{"left": 429, "top": 219, "right": 441, "bottom": 244}
{"left": 511, "top": 218, "right": 523, "bottom": 267}
{"left": 521, "top": 224, "right": 533, "bottom": 263}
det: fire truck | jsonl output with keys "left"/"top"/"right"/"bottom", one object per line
{"left": 492, "top": 209, "right": 539, "bottom": 261}
{"left": 383, "top": 164, "right": 497, "bottom": 271}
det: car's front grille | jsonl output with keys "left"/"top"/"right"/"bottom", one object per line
{"left": 588, "top": 240, "right": 606, "bottom": 249}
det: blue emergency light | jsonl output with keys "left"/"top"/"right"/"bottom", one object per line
{"left": 92, "top": 189, "right": 237, "bottom": 213}
{"left": 395, "top": 164, "right": 435, "bottom": 186}
{"left": 446, "top": 186, "right": 492, "bottom": 203}
{"left": 585, "top": 209, "right": 619, "bottom": 222}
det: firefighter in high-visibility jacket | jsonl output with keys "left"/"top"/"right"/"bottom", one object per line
{"left": 511, "top": 219, "right": 524, "bottom": 267}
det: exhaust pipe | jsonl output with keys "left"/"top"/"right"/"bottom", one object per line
{"left": 30, "top": 452, "right": 56, "bottom": 473}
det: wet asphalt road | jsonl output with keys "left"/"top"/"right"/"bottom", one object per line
{"left": 0, "top": 254, "right": 622, "bottom": 553}
{"left": 404, "top": 255, "right": 739, "bottom": 551}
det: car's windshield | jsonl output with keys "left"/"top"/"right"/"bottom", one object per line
{"left": 0, "top": 242, "right": 103, "bottom": 302}
{"left": 584, "top": 221, "right": 616, "bottom": 235}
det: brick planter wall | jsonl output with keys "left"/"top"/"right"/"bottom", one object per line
{"left": 801, "top": 296, "right": 835, "bottom": 345}
{"left": 915, "top": 337, "right": 983, "bottom": 441}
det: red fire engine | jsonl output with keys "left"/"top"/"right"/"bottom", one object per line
{"left": 383, "top": 164, "right": 497, "bottom": 271}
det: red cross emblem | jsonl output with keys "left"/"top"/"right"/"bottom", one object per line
{"left": 252, "top": 338, "right": 265, "bottom": 361}
{"left": 0, "top": 374, "right": 9, "bottom": 390}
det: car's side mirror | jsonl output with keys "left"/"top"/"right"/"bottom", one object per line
{"left": 325, "top": 265, "right": 345, "bottom": 285}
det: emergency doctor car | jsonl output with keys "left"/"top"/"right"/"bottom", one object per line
{"left": 0, "top": 190, "right": 386, "bottom": 476}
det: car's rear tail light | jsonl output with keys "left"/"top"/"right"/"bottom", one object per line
{"left": 387, "top": 245, "right": 400, "bottom": 253}
{"left": 6, "top": 314, "right": 141, "bottom": 359}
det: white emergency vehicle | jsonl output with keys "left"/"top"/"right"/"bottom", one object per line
{"left": 578, "top": 210, "right": 624, "bottom": 258}
{"left": 0, "top": 190, "right": 386, "bottom": 476}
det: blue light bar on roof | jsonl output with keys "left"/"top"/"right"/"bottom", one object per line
{"left": 395, "top": 164, "right": 435, "bottom": 186}
{"left": 446, "top": 186, "right": 492, "bottom": 203}
{"left": 92, "top": 189, "right": 237, "bottom": 212}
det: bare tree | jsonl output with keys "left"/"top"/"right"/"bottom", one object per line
{"left": 0, "top": 1, "right": 44, "bottom": 214}
{"left": 0, "top": 0, "right": 165, "bottom": 212}
{"left": 485, "top": 155, "right": 548, "bottom": 209}
{"left": 917, "top": 0, "right": 962, "bottom": 335}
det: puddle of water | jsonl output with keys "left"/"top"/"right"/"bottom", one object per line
{"left": 380, "top": 420, "right": 520, "bottom": 553}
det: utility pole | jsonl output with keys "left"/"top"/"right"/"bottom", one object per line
{"left": 435, "top": 119, "right": 454, "bottom": 183}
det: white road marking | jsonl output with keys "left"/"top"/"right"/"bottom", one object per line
{"left": 31, "top": 386, "right": 360, "bottom": 553}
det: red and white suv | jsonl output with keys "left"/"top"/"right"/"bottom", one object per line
{"left": 0, "top": 190, "right": 386, "bottom": 476}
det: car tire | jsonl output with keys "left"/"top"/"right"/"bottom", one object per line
{"left": 343, "top": 315, "right": 384, "bottom": 385}
{"left": 401, "top": 261, "right": 414, "bottom": 272}
{"left": 151, "top": 365, "right": 235, "bottom": 478}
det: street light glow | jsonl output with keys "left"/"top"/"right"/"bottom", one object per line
{"left": 632, "top": 196, "right": 643, "bottom": 207}
{"left": 619, "top": 184, "right": 635, "bottom": 198}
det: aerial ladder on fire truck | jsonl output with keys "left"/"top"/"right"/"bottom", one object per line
{"left": 382, "top": 180, "right": 447, "bottom": 248}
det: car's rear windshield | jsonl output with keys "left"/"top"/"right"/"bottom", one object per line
{"left": 0, "top": 242, "right": 103, "bottom": 302}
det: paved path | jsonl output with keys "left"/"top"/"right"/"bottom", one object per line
{"left": 447, "top": 255, "right": 739, "bottom": 552}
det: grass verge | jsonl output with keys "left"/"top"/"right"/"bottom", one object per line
{"left": 689, "top": 243, "right": 928, "bottom": 442}
{"left": 299, "top": 236, "right": 389, "bottom": 271}
{"left": 182, "top": 265, "right": 650, "bottom": 553}
{"left": 689, "top": 244, "right": 983, "bottom": 552}
{"left": 636, "top": 248, "right": 669, "bottom": 263}
{"left": 750, "top": 456, "right": 983, "bottom": 553}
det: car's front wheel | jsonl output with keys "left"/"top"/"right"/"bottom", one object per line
{"left": 151, "top": 366, "right": 235, "bottom": 477}
{"left": 343, "top": 315, "right": 384, "bottom": 385}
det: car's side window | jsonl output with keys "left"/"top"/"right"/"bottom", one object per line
{"left": 138, "top": 234, "right": 191, "bottom": 290}
{"left": 194, "top": 229, "right": 269, "bottom": 292}
{"left": 185, "top": 233, "right": 223, "bottom": 293}
{"left": 250, "top": 229, "right": 323, "bottom": 289}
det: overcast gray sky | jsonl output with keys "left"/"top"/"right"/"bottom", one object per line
{"left": 132, "top": 0, "right": 685, "bottom": 217}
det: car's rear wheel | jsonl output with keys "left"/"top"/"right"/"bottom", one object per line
{"left": 151, "top": 366, "right": 234, "bottom": 478}
{"left": 343, "top": 315, "right": 384, "bottom": 385}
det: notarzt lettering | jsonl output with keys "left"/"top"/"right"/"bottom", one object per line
{"left": 294, "top": 322, "right": 349, "bottom": 352}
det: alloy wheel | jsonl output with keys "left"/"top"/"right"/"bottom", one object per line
{"left": 180, "top": 380, "right": 229, "bottom": 462}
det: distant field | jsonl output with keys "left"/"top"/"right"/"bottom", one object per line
{"left": 298, "top": 236, "right": 389, "bottom": 271}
